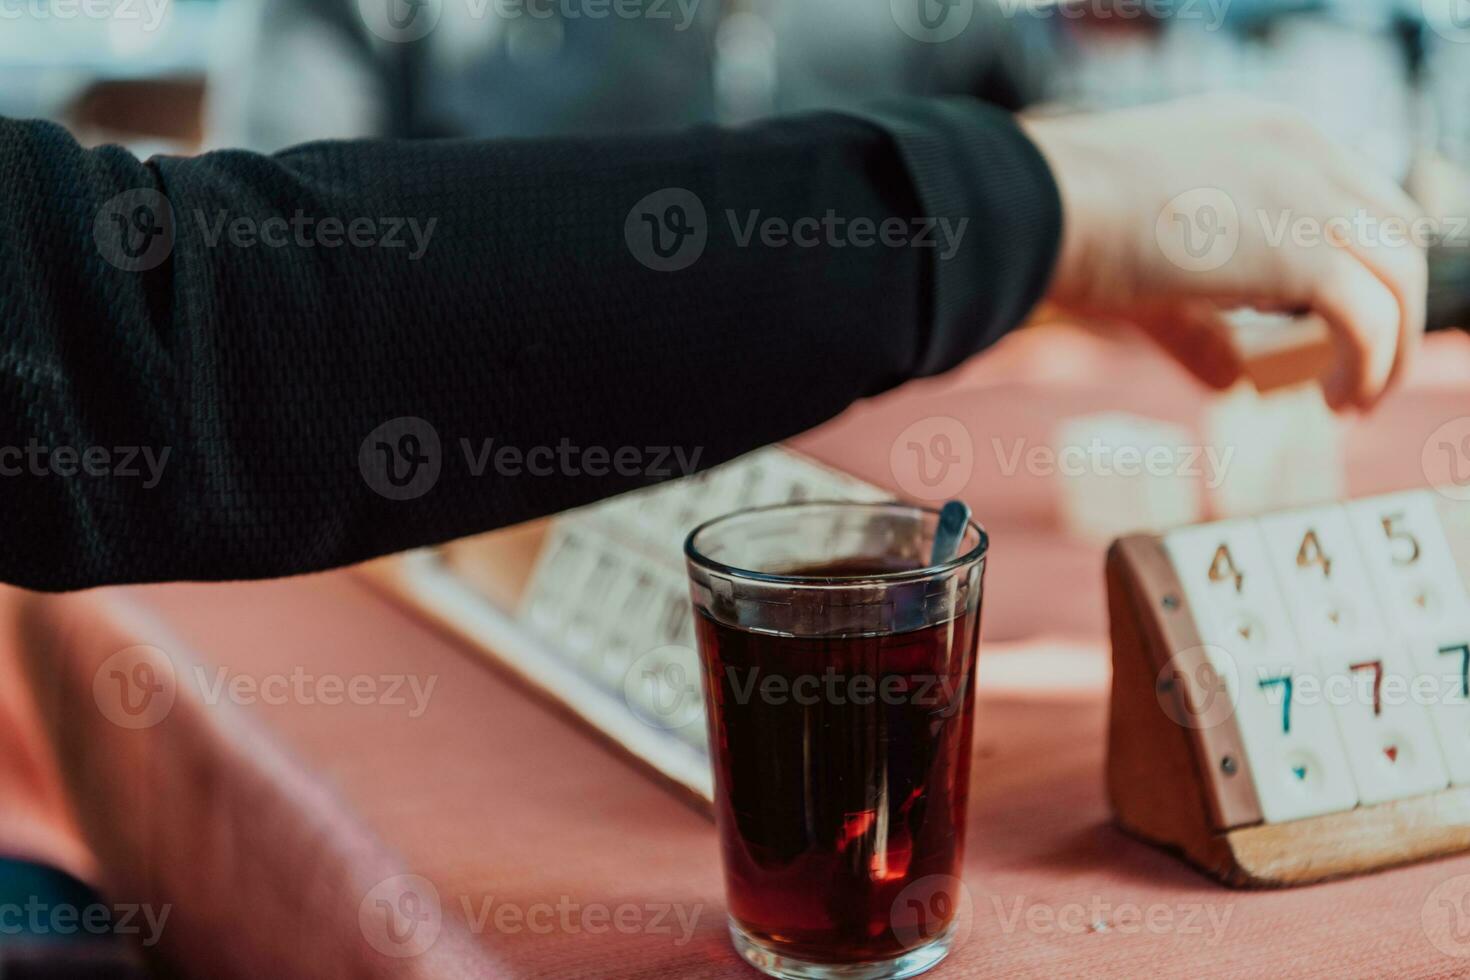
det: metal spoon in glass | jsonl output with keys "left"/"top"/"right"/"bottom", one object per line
{"left": 929, "top": 500, "right": 972, "bottom": 566}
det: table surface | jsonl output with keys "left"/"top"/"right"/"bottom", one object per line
{"left": 5, "top": 325, "right": 1470, "bottom": 979}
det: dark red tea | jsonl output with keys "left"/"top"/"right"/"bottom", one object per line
{"left": 695, "top": 557, "right": 980, "bottom": 965}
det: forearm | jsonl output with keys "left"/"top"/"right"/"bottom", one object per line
{"left": 0, "top": 100, "right": 1059, "bottom": 589}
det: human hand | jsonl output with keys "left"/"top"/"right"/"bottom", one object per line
{"left": 1023, "top": 96, "right": 1427, "bottom": 411}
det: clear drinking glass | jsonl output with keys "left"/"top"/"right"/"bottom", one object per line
{"left": 685, "top": 501, "right": 987, "bottom": 980}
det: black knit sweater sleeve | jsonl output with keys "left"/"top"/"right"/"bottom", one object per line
{"left": 0, "top": 99, "right": 1060, "bottom": 590}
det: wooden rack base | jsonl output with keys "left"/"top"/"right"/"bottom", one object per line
{"left": 1107, "top": 534, "right": 1470, "bottom": 887}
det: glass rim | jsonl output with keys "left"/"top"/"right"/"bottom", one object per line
{"left": 683, "top": 500, "right": 989, "bottom": 587}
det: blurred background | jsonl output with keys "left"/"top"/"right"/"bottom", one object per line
{"left": 3, "top": 0, "right": 1465, "bottom": 170}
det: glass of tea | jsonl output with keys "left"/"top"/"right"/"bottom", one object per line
{"left": 685, "top": 501, "right": 986, "bottom": 980}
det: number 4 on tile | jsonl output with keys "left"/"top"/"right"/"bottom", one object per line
{"left": 1210, "top": 544, "right": 1244, "bottom": 593}
{"left": 1296, "top": 530, "right": 1333, "bottom": 578}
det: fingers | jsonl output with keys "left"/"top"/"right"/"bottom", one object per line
{"left": 1319, "top": 161, "right": 1430, "bottom": 398}
{"left": 1308, "top": 250, "right": 1403, "bottom": 411}
{"left": 1294, "top": 189, "right": 1426, "bottom": 409}
{"left": 1341, "top": 225, "right": 1429, "bottom": 399}
{"left": 1231, "top": 152, "right": 1424, "bottom": 409}
{"left": 1134, "top": 301, "right": 1245, "bottom": 391}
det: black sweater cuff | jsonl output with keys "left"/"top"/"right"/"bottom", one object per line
{"left": 852, "top": 98, "right": 1063, "bottom": 377}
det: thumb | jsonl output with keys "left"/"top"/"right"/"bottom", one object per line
{"left": 1130, "top": 300, "right": 1245, "bottom": 391}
